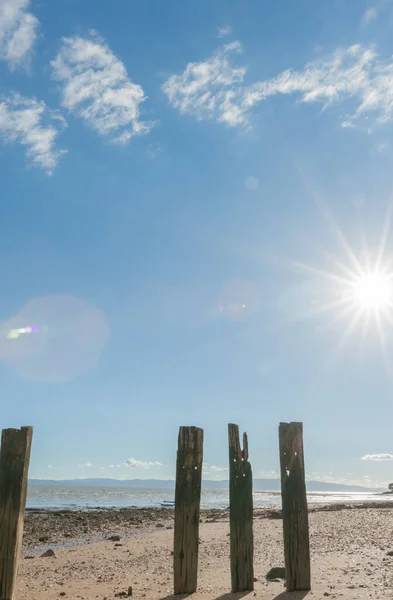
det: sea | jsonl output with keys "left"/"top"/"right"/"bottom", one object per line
{"left": 25, "top": 484, "right": 393, "bottom": 511}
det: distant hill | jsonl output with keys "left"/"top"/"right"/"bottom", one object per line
{"left": 29, "top": 478, "right": 384, "bottom": 493}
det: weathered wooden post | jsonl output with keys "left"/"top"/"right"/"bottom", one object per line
{"left": 0, "top": 426, "right": 33, "bottom": 600}
{"left": 278, "top": 422, "right": 310, "bottom": 592}
{"left": 228, "top": 424, "right": 254, "bottom": 592}
{"left": 173, "top": 426, "right": 204, "bottom": 595}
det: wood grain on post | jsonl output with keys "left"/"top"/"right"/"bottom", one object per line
{"left": 0, "top": 426, "right": 33, "bottom": 600}
{"left": 278, "top": 422, "right": 310, "bottom": 592}
{"left": 173, "top": 426, "right": 203, "bottom": 595}
{"left": 228, "top": 424, "right": 254, "bottom": 592}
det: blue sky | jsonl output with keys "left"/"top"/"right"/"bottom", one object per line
{"left": 2, "top": 0, "right": 393, "bottom": 488}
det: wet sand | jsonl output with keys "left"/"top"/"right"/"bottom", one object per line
{"left": 17, "top": 504, "right": 393, "bottom": 599}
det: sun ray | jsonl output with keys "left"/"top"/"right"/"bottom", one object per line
{"left": 321, "top": 251, "right": 362, "bottom": 283}
{"left": 375, "top": 199, "right": 393, "bottom": 272}
{"left": 375, "top": 310, "right": 390, "bottom": 373}
{"left": 290, "top": 260, "right": 353, "bottom": 286}
{"left": 317, "top": 202, "right": 365, "bottom": 277}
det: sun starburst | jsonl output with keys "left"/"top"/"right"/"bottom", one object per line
{"left": 289, "top": 202, "right": 393, "bottom": 365}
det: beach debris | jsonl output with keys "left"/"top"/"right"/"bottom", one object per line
{"left": 266, "top": 567, "right": 285, "bottom": 581}
{"left": 108, "top": 535, "right": 121, "bottom": 542}
{"left": 40, "top": 549, "right": 56, "bottom": 558}
{"left": 114, "top": 588, "right": 133, "bottom": 598}
{"left": 24, "top": 556, "right": 34, "bottom": 560}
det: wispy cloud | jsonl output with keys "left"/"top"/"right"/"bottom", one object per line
{"left": 0, "top": 93, "right": 67, "bottom": 173}
{"left": 203, "top": 463, "right": 228, "bottom": 473}
{"left": 51, "top": 32, "right": 154, "bottom": 143}
{"left": 47, "top": 464, "right": 52, "bottom": 469}
{"left": 0, "top": 0, "right": 39, "bottom": 69}
{"left": 217, "top": 25, "right": 232, "bottom": 39}
{"left": 361, "top": 453, "right": 393, "bottom": 460}
{"left": 362, "top": 7, "right": 378, "bottom": 24}
{"left": 125, "top": 457, "right": 162, "bottom": 469}
{"left": 78, "top": 461, "right": 93, "bottom": 468}
{"left": 163, "top": 41, "right": 393, "bottom": 131}
{"left": 162, "top": 41, "right": 249, "bottom": 127}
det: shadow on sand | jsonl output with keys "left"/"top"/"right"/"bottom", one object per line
{"left": 160, "top": 593, "right": 250, "bottom": 600}
{"left": 273, "top": 592, "right": 310, "bottom": 600}
{"left": 160, "top": 590, "right": 310, "bottom": 600}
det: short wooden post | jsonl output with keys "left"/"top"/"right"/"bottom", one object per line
{"left": 278, "top": 422, "right": 310, "bottom": 592}
{"left": 228, "top": 424, "right": 254, "bottom": 592}
{"left": 0, "top": 426, "right": 33, "bottom": 600}
{"left": 173, "top": 426, "right": 204, "bottom": 595}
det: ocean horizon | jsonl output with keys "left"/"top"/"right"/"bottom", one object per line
{"left": 26, "top": 482, "right": 392, "bottom": 511}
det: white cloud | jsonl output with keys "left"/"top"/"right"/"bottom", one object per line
{"left": 0, "top": 93, "right": 67, "bottom": 174}
{"left": 0, "top": 0, "right": 39, "bottom": 69}
{"left": 203, "top": 463, "right": 228, "bottom": 473}
{"left": 162, "top": 41, "right": 249, "bottom": 127}
{"left": 163, "top": 41, "right": 393, "bottom": 131}
{"left": 47, "top": 464, "right": 52, "bottom": 469}
{"left": 51, "top": 32, "right": 154, "bottom": 143}
{"left": 257, "top": 470, "right": 279, "bottom": 479}
{"left": 78, "top": 461, "right": 93, "bottom": 468}
{"left": 361, "top": 453, "right": 393, "bottom": 461}
{"left": 125, "top": 457, "right": 162, "bottom": 469}
{"left": 217, "top": 25, "right": 232, "bottom": 39}
{"left": 362, "top": 7, "right": 378, "bottom": 24}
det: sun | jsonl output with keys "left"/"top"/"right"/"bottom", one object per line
{"left": 288, "top": 203, "right": 393, "bottom": 362}
{"left": 351, "top": 272, "right": 393, "bottom": 312}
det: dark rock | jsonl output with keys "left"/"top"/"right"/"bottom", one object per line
{"left": 266, "top": 510, "right": 283, "bottom": 519}
{"left": 155, "top": 523, "right": 164, "bottom": 528}
{"left": 115, "top": 543, "right": 123, "bottom": 547}
{"left": 24, "top": 556, "right": 34, "bottom": 560}
{"left": 387, "top": 551, "right": 393, "bottom": 556}
{"left": 38, "top": 535, "right": 49, "bottom": 542}
{"left": 266, "top": 567, "right": 285, "bottom": 581}
{"left": 108, "top": 535, "right": 121, "bottom": 542}
{"left": 128, "top": 586, "right": 133, "bottom": 596}
{"left": 60, "top": 593, "right": 66, "bottom": 597}
{"left": 40, "top": 549, "right": 56, "bottom": 558}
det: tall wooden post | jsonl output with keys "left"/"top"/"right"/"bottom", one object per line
{"left": 173, "top": 426, "right": 203, "bottom": 595}
{"left": 0, "top": 426, "right": 33, "bottom": 600}
{"left": 228, "top": 424, "right": 254, "bottom": 592}
{"left": 278, "top": 422, "right": 310, "bottom": 592}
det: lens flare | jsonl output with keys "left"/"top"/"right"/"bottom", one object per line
{"left": 7, "top": 325, "right": 38, "bottom": 340}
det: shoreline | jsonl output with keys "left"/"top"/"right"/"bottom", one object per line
{"left": 22, "top": 500, "right": 393, "bottom": 550}
{"left": 18, "top": 504, "right": 393, "bottom": 599}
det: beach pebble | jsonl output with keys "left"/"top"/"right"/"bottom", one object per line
{"left": 108, "top": 535, "right": 121, "bottom": 542}
{"left": 266, "top": 567, "right": 285, "bottom": 581}
{"left": 40, "top": 549, "right": 56, "bottom": 558}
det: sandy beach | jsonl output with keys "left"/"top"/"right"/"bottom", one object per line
{"left": 15, "top": 504, "right": 393, "bottom": 599}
